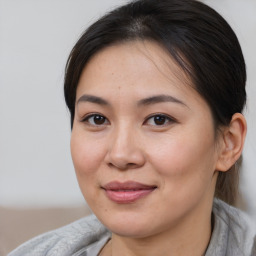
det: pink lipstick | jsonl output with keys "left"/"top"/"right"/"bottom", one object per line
{"left": 102, "top": 181, "right": 157, "bottom": 204}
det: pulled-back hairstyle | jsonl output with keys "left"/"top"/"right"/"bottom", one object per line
{"left": 64, "top": 0, "right": 246, "bottom": 205}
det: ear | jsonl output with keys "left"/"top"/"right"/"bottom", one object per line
{"left": 215, "top": 113, "right": 247, "bottom": 172}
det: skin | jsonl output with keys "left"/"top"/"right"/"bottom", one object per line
{"left": 70, "top": 41, "right": 244, "bottom": 256}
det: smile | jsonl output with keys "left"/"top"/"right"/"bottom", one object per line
{"left": 102, "top": 181, "right": 157, "bottom": 204}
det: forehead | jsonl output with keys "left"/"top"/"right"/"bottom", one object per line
{"left": 76, "top": 40, "right": 198, "bottom": 102}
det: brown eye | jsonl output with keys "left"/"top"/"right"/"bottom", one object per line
{"left": 145, "top": 114, "right": 175, "bottom": 126}
{"left": 93, "top": 115, "right": 106, "bottom": 125}
{"left": 83, "top": 114, "right": 109, "bottom": 126}
{"left": 154, "top": 115, "right": 167, "bottom": 125}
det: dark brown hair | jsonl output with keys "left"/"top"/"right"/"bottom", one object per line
{"left": 64, "top": 0, "right": 246, "bottom": 205}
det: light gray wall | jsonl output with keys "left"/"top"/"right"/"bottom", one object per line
{"left": 203, "top": 0, "right": 256, "bottom": 219}
{"left": 0, "top": 0, "right": 255, "bottom": 218}
{"left": 0, "top": 0, "right": 124, "bottom": 207}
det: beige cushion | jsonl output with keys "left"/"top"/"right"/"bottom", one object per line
{"left": 0, "top": 206, "right": 91, "bottom": 255}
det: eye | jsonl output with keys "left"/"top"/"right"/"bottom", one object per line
{"left": 82, "top": 114, "right": 109, "bottom": 126}
{"left": 145, "top": 114, "right": 175, "bottom": 126}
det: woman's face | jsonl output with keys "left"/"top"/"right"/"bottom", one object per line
{"left": 71, "top": 41, "right": 221, "bottom": 238}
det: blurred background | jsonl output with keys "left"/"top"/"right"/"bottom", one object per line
{"left": 0, "top": 0, "right": 255, "bottom": 254}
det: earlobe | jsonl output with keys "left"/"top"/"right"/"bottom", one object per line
{"left": 215, "top": 113, "right": 247, "bottom": 172}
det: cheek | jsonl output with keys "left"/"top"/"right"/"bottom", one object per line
{"left": 147, "top": 133, "right": 217, "bottom": 213}
{"left": 147, "top": 130, "right": 217, "bottom": 178}
{"left": 70, "top": 130, "right": 108, "bottom": 206}
{"left": 70, "top": 130, "right": 106, "bottom": 177}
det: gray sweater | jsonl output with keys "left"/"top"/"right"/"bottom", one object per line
{"left": 8, "top": 199, "right": 256, "bottom": 256}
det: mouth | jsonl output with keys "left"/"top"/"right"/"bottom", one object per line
{"left": 102, "top": 181, "right": 157, "bottom": 204}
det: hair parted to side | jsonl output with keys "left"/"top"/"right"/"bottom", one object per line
{"left": 64, "top": 0, "right": 246, "bottom": 205}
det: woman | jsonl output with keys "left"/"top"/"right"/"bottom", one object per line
{"left": 9, "top": 0, "right": 255, "bottom": 255}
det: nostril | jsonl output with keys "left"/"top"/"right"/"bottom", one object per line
{"left": 107, "top": 162, "right": 138, "bottom": 170}
{"left": 105, "top": 143, "right": 146, "bottom": 170}
{"left": 127, "top": 163, "right": 138, "bottom": 168}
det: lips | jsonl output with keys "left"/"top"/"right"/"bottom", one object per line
{"left": 102, "top": 181, "right": 157, "bottom": 204}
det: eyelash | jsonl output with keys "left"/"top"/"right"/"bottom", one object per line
{"left": 144, "top": 114, "right": 176, "bottom": 127}
{"left": 81, "top": 113, "right": 109, "bottom": 126}
{"left": 81, "top": 113, "right": 176, "bottom": 127}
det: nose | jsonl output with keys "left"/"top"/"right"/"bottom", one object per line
{"left": 105, "top": 125, "right": 146, "bottom": 170}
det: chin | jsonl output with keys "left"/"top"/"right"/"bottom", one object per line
{"left": 95, "top": 209, "right": 162, "bottom": 238}
{"left": 105, "top": 221, "right": 152, "bottom": 238}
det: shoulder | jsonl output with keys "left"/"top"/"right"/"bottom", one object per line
{"left": 206, "top": 199, "right": 256, "bottom": 256}
{"left": 8, "top": 214, "right": 110, "bottom": 256}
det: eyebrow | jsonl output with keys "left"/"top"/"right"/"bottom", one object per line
{"left": 76, "top": 93, "right": 187, "bottom": 108}
{"left": 137, "top": 94, "right": 187, "bottom": 107}
{"left": 76, "top": 94, "right": 109, "bottom": 106}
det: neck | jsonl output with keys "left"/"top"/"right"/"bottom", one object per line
{"left": 113, "top": 218, "right": 211, "bottom": 255}
{"left": 100, "top": 175, "right": 218, "bottom": 256}
{"left": 102, "top": 201, "right": 213, "bottom": 256}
